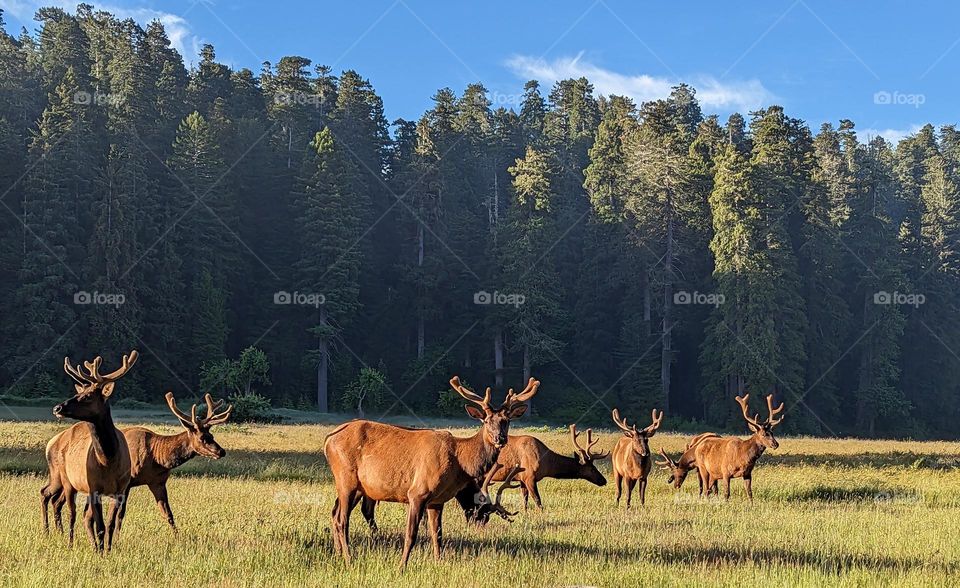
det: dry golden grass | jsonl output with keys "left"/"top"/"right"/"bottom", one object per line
{"left": 1, "top": 416, "right": 959, "bottom": 587}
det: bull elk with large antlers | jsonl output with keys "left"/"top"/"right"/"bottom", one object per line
{"left": 655, "top": 432, "right": 720, "bottom": 493}
{"left": 610, "top": 408, "right": 663, "bottom": 508}
{"left": 41, "top": 351, "right": 138, "bottom": 551}
{"left": 358, "top": 423, "right": 606, "bottom": 528}
{"left": 324, "top": 376, "right": 539, "bottom": 567}
{"left": 691, "top": 394, "right": 784, "bottom": 500}
{"left": 114, "top": 392, "right": 232, "bottom": 531}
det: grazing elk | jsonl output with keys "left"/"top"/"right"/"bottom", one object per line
{"left": 610, "top": 408, "right": 663, "bottom": 508}
{"left": 475, "top": 462, "right": 525, "bottom": 522}
{"left": 655, "top": 432, "right": 720, "bottom": 493}
{"left": 358, "top": 423, "right": 607, "bottom": 528}
{"left": 324, "top": 376, "right": 538, "bottom": 567}
{"left": 113, "top": 392, "right": 232, "bottom": 531}
{"left": 41, "top": 351, "right": 138, "bottom": 551}
{"left": 691, "top": 394, "right": 784, "bottom": 500}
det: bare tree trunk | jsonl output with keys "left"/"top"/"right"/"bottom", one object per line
{"left": 494, "top": 328, "right": 504, "bottom": 388}
{"left": 661, "top": 196, "right": 674, "bottom": 413}
{"left": 317, "top": 307, "right": 329, "bottom": 413}
{"left": 417, "top": 224, "right": 425, "bottom": 359}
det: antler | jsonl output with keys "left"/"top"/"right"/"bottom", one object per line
{"left": 570, "top": 424, "right": 608, "bottom": 461}
{"left": 166, "top": 391, "right": 232, "bottom": 429}
{"left": 735, "top": 394, "right": 764, "bottom": 430}
{"left": 640, "top": 409, "right": 664, "bottom": 437}
{"left": 501, "top": 377, "right": 540, "bottom": 410}
{"left": 480, "top": 463, "right": 524, "bottom": 522}
{"left": 655, "top": 447, "right": 677, "bottom": 470}
{"left": 449, "top": 376, "right": 492, "bottom": 412}
{"left": 765, "top": 394, "right": 784, "bottom": 427}
{"left": 74, "top": 351, "right": 139, "bottom": 384}
{"left": 201, "top": 393, "right": 233, "bottom": 427}
{"left": 611, "top": 408, "right": 637, "bottom": 435}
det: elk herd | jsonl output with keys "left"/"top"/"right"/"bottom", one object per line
{"left": 38, "top": 350, "right": 785, "bottom": 567}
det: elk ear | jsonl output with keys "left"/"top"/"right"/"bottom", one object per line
{"left": 746, "top": 421, "right": 760, "bottom": 433}
{"left": 100, "top": 382, "right": 116, "bottom": 398}
{"left": 507, "top": 403, "right": 527, "bottom": 419}
{"left": 464, "top": 404, "right": 486, "bottom": 420}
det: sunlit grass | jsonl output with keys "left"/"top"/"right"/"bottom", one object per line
{"left": 1, "top": 418, "right": 958, "bottom": 586}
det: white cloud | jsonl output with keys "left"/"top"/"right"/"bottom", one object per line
{"left": 0, "top": 0, "right": 201, "bottom": 60}
{"left": 505, "top": 52, "right": 776, "bottom": 113}
{"left": 856, "top": 124, "right": 924, "bottom": 145}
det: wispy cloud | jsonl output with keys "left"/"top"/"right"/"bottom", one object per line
{"left": 0, "top": 0, "right": 201, "bottom": 60}
{"left": 856, "top": 124, "right": 925, "bottom": 145}
{"left": 505, "top": 52, "right": 776, "bottom": 113}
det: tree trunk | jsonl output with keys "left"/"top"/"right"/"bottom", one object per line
{"left": 417, "top": 224, "right": 425, "bottom": 359}
{"left": 494, "top": 327, "right": 504, "bottom": 388}
{"left": 317, "top": 307, "right": 329, "bottom": 413}
{"left": 661, "top": 197, "right": 674, "bottom": 413}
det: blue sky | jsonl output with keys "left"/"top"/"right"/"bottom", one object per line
{"left": 1, "top": 0, "right": 954, "bottom": 142}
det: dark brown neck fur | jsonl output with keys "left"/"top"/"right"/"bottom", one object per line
{"left": 455, "top": 429, "right": 500, "bottom": 480}
{"left": 150, "top": 431, "right": 197, "bottom": 470}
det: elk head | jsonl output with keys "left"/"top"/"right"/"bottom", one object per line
{"left": 475, "top": 462, "right": 524, "bottom": 523}
{"left": 165, "top": 392, "right": 233, "bottom": 459}
{"left": 611, "top": 408, "right": 663, "bottom": 458}
{"left": 735, "top": 393, "right": 784, "bottom": 449}
{"left": 450, "top": 376, "right": 539, "bottom": 449}
{"left": 655, "top": 448, "right": 690, "bottom": 489}
{"left": 54, "top": 350, "right": 139, "bottom": 421}
{"left": 569, "top": 424, "right": 608, "bottom": 486}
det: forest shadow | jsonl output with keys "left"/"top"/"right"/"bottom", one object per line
{"left": 764, "top": 452, "right": 959, "bottom": 470}
{"left": 785, "top": 484, "right": 922, "bottom": 504}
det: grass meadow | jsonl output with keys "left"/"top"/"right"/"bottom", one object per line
{"left": 1, "top": 412, "right": 959, "bottom": 587}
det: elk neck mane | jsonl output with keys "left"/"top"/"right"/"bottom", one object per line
{"left": 89, "top": 404, "right": 121, "bottom": 463}
{"left": 454, "top": 428, "right": 501, "bottom": 480}
{"left": 149, "top": 431, "right": 197, "bottom": 469}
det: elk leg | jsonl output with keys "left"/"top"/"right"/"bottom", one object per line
{"left": 83, "top": 494, "right": 104, "bottom": 552}
{"left": 149, "top": 483, "right": 176, "bottom": 531}
{"left": 66, "top": 488, "right": 77, "bottom": 545}
{"left": 115, "top": 487, "right": 130, "bottom": 533}
{"left": 399, "top": 496, "right": 427, "bottom": 569}
{"left": 53, "top": 491, "right": 65, "bottom": 533}
{"left": 614, "top": 472, "right": 622, "bottom": 504}
{"left": 105, "top": 495, "right": 122, "bottom": 551}
{"left": 360, "top": 497, "right": 378, "bottom": 533}
{"left": 426, "top": 504, "right": 443, "bottom": 560}
{"left": 520, "top": 485, "right": 530, "bottom": 509}
{"left": 744, "top": 475, "right": 753, "bottom": 501}
{"left": 530, "top": 481, "right": 543, "bottom": 510}
{"left": 333, "top": 488, "right": 357, "bottom": 561}
{"left": 625, "top": 478, "right": 636, "bottom": 509}
{"left": 722, "top": 477, "right": 731, "bottom": 500}
{"left": 639, "top": 479, "right": 647, "bottom": 506}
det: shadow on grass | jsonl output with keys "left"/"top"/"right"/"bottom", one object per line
{"left": 0, "top": 447, "right": 332, "bottom": 483}
{"left": 327, "top": 529, "right": 953, "bottom": 573}
{"left": 764, "top": 452, "right": 959, "bottom": 470}
{"left": 785, "top": 484, "right": 922, "bottom": 504}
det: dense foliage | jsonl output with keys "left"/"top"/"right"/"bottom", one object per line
{"left": 1, "top": 7, "right": 957, "bottom": 437}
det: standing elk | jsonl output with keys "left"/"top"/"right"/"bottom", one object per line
{"left": 114, "top": 392, "right": 232, "bottom": 531}
{"left": 41, "top": 351, "right": 138, "bottom": 551}
{"left": 323, "top": 376, "right": 538, "bottom": 567}
{"left": 691, "top": 394, "right": 784, "bottom": 500}
{"left": 610, "top": 408, "right": 663, "bottom": 508}
{"left": 358, "top": 423, "right": 607, "bottom": 528}
{"left": 655, "top": 432, "right": 720, "bottom": 493}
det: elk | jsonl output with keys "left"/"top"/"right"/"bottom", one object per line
{"left": 358, "top": 423, "right": 607, "bottom": 528}
{"left": 691, "top": 394, "right": 784, "bottom": 500}
{"left": 655, "top": 432, "right": 720, "bottom": 493}
{"left": 475, "top": 462, "right": 524, "bottom": 522}
{"left": 610, "top": 408, "right": 663, "bottom": 508}
{"left": 40, "top": 351, "right": 138, "bottom": 551}
{"left": 323, "top": 375, "right": 538, "bottom": 567}
{"left": 113, "top": 391, "right": 232, "bottom": 531}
